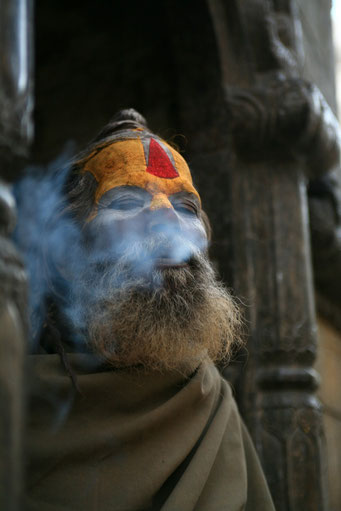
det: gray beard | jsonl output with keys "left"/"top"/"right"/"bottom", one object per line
{"left": 66, "top": 235, "right": 242, "bottom": 372}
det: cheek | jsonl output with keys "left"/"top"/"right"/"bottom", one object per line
{"left": 113, "top": 217, "right": 150, "bottom": 251}
{"left": 85, "top": 213, "right": 149, "bottom": 258}
{"left": 180, "top": 217, "right": 208, "bottom": 251}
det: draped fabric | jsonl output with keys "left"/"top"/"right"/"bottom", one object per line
{"left": 26, "top": 354, "right": 275, "bottom": 511}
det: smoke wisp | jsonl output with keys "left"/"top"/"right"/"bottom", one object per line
{"left": 14, "top": 147, "right": 242, "bottom": 371}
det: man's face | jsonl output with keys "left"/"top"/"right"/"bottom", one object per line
{"left": 67, "top": 134, "right": 240, "bottom": 371}
{"left": 87, "top": 186, "right": 208, "bottom": 273}
{"left": 82, "top": 136, "right": 208, "bottom": 273}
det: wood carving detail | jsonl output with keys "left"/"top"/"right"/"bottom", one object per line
{"left": 0, "top": 182, "right": 28, "bottom": 511}
{"left": 207, "top": 1, "right": 332, "bottom": 509}
{"left": 226, "top": 79, "right": 340, "bottom": 178}
{"left": 257, "top": 405, "right": 325, "bottom": 511}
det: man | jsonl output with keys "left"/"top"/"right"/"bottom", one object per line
{"left": 26, "top": 109, "right": 275, "bottom": 510}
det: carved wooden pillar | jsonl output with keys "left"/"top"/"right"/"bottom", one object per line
{"left": 227, "top": 80, "right": 339, "bottom": 511}
{"left": 0, "top": 0, "right": 33, "bottom": 509}
{"left": 168, "top": 0, "right": 339, "bottom": 509}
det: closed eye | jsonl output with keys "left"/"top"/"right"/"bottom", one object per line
{"left": 173, "top": 201, "right": 198, "bottom": 216}
{"left": 107, "top": 197, "right": 146, "bottom": 211}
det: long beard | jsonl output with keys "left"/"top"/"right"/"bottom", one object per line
{"left": 67, "top": 235, "right": 242, "bottom": 372}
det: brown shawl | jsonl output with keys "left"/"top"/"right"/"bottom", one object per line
{"left": 25, "top": 354, "right": 275, "bottom": 511}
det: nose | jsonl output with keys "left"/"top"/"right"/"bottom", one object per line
{"left": 149, "top": 193, "right": 172, "bottom": 211}
{"left": 148, "top": 193, "right": 180, "bottom": 234}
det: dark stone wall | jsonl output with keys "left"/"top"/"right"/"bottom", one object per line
{"left": 33, "top": 0, "right": 178, "bottom": 164}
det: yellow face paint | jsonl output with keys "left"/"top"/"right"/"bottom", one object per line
{"left": 149, "top": 193, "right": 173, "bottom": 211}
{"left": 80, "top": 136, "right": 200, "bottom": 215}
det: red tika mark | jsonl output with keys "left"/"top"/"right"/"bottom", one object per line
{"left": 146, "top": 139, "right": 179, "bottom": 179}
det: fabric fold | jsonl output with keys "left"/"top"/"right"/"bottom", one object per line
{"left": 26, "top": 354, "right": 275, "bottom": 511}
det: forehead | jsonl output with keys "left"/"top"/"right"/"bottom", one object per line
{"left": 80, "top": 137, "right": 200, "bottom": 204}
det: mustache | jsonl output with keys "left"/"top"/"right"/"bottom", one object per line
{"left": 87, "top": 232, "right": 203, "bottom": 277}
{"left": 61, "top": 233, "right": 210, "bottom": 345}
